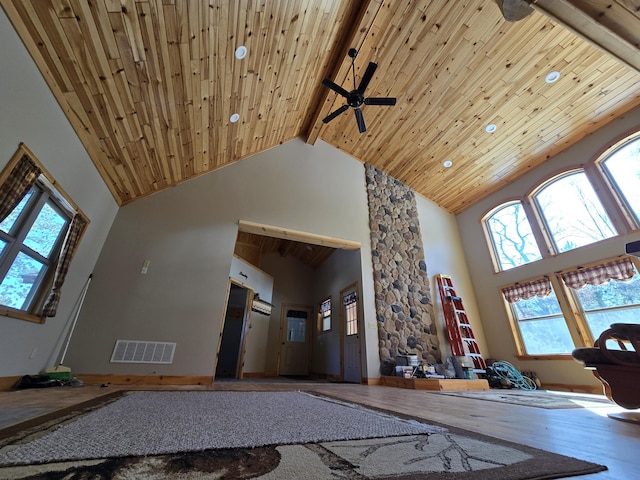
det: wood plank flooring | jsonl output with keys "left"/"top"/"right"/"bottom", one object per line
{"left": 1, "top": 380, "right": 638, "bottom": 479}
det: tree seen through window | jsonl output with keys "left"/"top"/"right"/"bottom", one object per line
{"left": 486, "top": 201, "right": 542, "bottom": 270}
{"left": 534, "top": 171, "right": 616, "bottom": 253}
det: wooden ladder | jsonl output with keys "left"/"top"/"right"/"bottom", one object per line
{"left": 435, "top": 274, "right": 487, "bottom": 375}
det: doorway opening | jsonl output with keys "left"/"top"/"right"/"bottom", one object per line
{"left": 215, "top": 282, "right": 251, "bottom": 379}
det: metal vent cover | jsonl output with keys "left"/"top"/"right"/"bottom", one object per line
{"left": 110, "top": 340, "right": 176, "bottom": 364}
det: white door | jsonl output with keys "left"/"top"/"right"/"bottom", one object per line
{"left": 279, "top": 305, "right": 312, "bottom": 376}
{"left": 342, "top": 287, "right": 361, "bottom": 383}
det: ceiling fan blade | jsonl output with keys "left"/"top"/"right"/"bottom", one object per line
{"left": 354, "top": 107, "right": 366, "bottom": 133}
{"left": 322, "top": 104, "right": 349, "bottom": 124}
{"left": 322, "top": 78, "right": 349, "bottom": 98}
{"left": 364, "top": 97, "right": 397, "bottom": 106}
{"left": 357, "top": 62, "right": 377, "bottom": 94}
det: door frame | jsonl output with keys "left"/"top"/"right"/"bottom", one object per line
{"left": 340, "top": 281, "right": 362, "bottom": 383}
{"left": 214, "top": 279, "right": 254, "bottom": 379}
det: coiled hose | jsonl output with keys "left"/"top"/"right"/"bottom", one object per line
{"left": 489, "top": 361, "right": 537, "bottom": 390}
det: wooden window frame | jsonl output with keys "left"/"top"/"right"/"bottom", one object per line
{"left": 0, "top": 144, "right": 88, "bottom": 324}
{"left": 502, "top": 255, "right": 640, "bottom": 360}
{"left": 317, "top": 296, "right": 332, "bottom": 333}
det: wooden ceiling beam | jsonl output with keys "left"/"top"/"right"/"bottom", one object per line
{"left": 305, "top": 0, "right": 385, "bottom": 145}
{"left": 530, "top": 0, "right": 640, "bottom": 74}
{"left": 238, "top": 220, "right": 360, "bottom": 251}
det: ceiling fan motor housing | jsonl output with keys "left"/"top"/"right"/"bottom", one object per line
{"left": 348, "top": 91, "right": 365, "bottom": 108}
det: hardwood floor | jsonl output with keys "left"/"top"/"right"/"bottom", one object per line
{"left": 1, "top": 380, "right": 638, "bottom": 479}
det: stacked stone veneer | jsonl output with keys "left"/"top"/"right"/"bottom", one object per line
{"left": 365, "top": 164, "right": 441, "bottom": 366}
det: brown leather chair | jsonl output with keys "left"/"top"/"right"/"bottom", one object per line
{"left": 572, "top": 323, "right": 640, "bottom": 410}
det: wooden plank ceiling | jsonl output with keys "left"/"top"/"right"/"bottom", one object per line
{"left": 3, "top": 0, "right": 640, "bottom": 218}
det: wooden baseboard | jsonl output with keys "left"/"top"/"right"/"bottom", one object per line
{"left": 0, "top": 376, "right": 22, "bottom": 391}
{"left": 363, "top": 377, "right": 383, "bottom": 385}
{"left": 76, "top": 374, "right": 213, "bottom": 386}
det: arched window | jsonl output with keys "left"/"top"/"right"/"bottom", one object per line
{"left": 533, "top": 171, "right": 616, "bottom": 253}
{"left": 599, "top": 135, "right": 640, "bottom": 225}
{"left": 485, "top": 201, "right": 542, "bottom": 271}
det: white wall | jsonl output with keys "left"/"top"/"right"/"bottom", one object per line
{"left": 65, "top": 139, "right": 379, "bottom": 377}
{"left": 456, "top": 106, "right": 640, "bottom": 387}
{"left": 416, "top": 195, "right": 487, "bottom": 361}
{"left": 0, "top": 8, "right": 119, "bottom": 377}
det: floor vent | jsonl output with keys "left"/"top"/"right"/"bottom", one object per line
{"left": 110, "top": 340, "right": 176, "bottom": 364}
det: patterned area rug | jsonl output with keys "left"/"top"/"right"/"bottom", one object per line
{"left": 431, "top": 389, "right": 614, "bottom": 409}
{"left": 0, "top": 390, "right": 606, "bottom": 479}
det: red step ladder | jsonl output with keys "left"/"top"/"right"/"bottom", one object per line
{"left": 435, "top": 274, "right": 486, "bottom": 375}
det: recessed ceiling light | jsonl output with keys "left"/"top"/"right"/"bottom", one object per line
{"left": 235, "top": 46, "right": 247, "bottom": 60}
{"left": 486, "top": 124, "right": 497, "bottom": 133}
{"left": 230, "top": 113, "right": 240, "bottom": 123}
{"left": 443, "top": 160, "right": 453, "bottom": 168}
{"left": 545, "top": 71, "right": 560, "bottom": 83}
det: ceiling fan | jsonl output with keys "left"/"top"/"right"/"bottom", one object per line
{"left": 321, "top": 48, "right": 396, "bottom": 133}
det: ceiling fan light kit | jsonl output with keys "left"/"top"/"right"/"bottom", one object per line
{"left": 321, "top": 49, "right": 397, "bottom": 133}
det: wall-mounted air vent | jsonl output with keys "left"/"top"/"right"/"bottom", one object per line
{"left": 110, "top": 340, "right": 176, "bottom": 364}
{"left": 252, "top": 298, "right": 273, "bottom": 316}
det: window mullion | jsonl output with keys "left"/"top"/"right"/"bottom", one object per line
{"left": 12, "top": 190, "right": 47, "bottom": 246}
{"left": 584, "top": 162, "right": 633, "bottom": 234}
{"left": 552, "top": 274, "right": 592, "bottom": 348}
{"left": 0, "top": 192, "right": 46, "bottom": 280}
{"left": 521, "top": 198, "right": 552, "bottom": 257}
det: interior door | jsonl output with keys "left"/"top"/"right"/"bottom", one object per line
{"left": 279, "top": 305, "right": 312, "bottom": 376}
{"left": 342, "top": 287, "right": 361, "bottom": 383}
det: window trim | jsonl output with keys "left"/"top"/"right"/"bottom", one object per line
{"left": 502, "top": 255, "right": 640, "bottom": 359}
{"left": 529, "top": 168, "right": 618, "bottom": 255}
{"left": 0, "top": 144, "right": 89, "bottom": 323}
{"left": 481, "top": 198, "right": 546, "bottom": 272}
{"left": 317, "top": 296, "right": 332, "bottom": 333}
{"left": 594, "top": 131, "right": 640, "bottom": 232}
{"left": 482, "top": 128, "right": 640, "bottom": 273}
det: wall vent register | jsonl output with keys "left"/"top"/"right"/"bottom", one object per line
{"left": 110, "top": 340, "right": 176, "bottom": 364}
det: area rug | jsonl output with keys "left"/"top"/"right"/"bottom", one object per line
{"left": 430, "top": 389, "right": 614, "bottom": 409}
{"left": 0, "top": 390, "right": 607, "bottom": 479}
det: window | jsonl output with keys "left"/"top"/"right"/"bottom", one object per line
{"left": 485, "top": 201, "right": 542, "bottom": 271}
{"left": 502, "top": 278, "right": 575, "bottom": 355}
{"left": 503, "top": 257, "right": 640, "bottom": 357}
{"left": 318, "top": 297, "right": 331, "bottom": 332}
{"left": 343, "top": 291, "right": 358, "bottom": 336}
{"left": 533, "top": 171, "right": 616, "bottom": 253}
{"left": 599, "top": 135, "right": 640, "bottom": 224}
{"left": 286, "top": 310, "right": 307, "bottom": 342}
{"left": 0, "top": 145, "right": 88, "bottom": 322}
{"left": 561, "top": 257, "right": 640, "bottom": 341}
{"left": 0, "top": 183, "right": 70, "bottom": 310}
